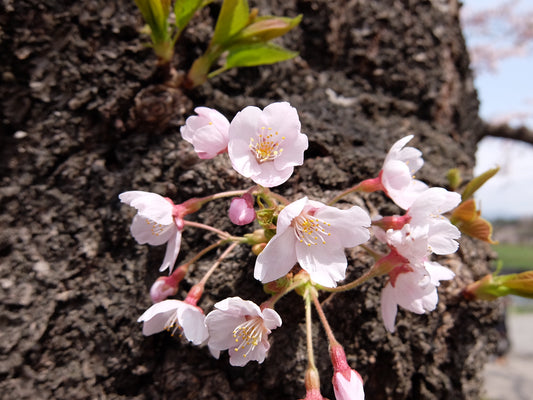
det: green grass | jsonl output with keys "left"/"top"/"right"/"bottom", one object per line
{"left": 493, "top": 244, "right": 533, "bottom": 271}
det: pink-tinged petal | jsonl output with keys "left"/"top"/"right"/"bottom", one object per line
{"left": 213, "top": 296, "right": 262, "bottom": 317}
{"left": 137, "top": 300, "right": 182, "bottom": 336}
{"left": 119, "top": 191, "right": 173, "bottom": 225}
{"left": 276, "top": 196, "right": 308, "bottom": 234}
{"left": 262, "top": 102, "right": 301, "bottom": 135}
{"left": 424, "top": 261, "right": 455, "bottom": 285}
{"left": 249, "top": 159, "right": 294, "bottom": 188}
{"left": 380, "top": 283, "right": 399, "bottom": 332}
{"left": 130, "top": 214, "right": 175, "bottom": 245}
{"left": 255, "top": 229, "right": 297, "bottom": 283}
{"left": 394, "top": 272, "right": 434, "bottom": 314}
{"left": 419, "top": 290, "right": 439, "bottom": 312}
{"left": 190, "top": 125, "right": 229, "bottom": 159}
{"left": 333, "top": 370, "right": 365, "bottom": 400}
{"left": 428, "top": 220, "right": 460, "bottom": 255}
{"left": 261, "top": 308, "right": 283, "bottom": 331}
{"left": 409, "top": 188, "right": 461, "bottom": 223}
{"left": 177, "top": 305, "right": 208, "bottom": 345}
{"left": 295, "top": 243, "right": 347, "bottom": 288}
{"left": 206, "top": 313, "right": 245, "bottom": 351}
{"left": 385, "top": 135, "right": 423, "bottom": 174}
{"left": 316, "top": 206, "right": 371, "bottom": 248}
{"left": 229, "top": 340, "right": 270, "bottom": 366}
{"left": 382, "top": 159, "right": 412, "bottom": 191}
{"left": 385, "top": 135, "right": 414, "bottom": 159}
{"left": 195, "top": 107, "right": 230, "bottom": 130}
{"left": 388, "top": 179, "right": 429, "bottom": 210}
{"left": 274, "top": 130, "right": 308, "bottom": 170}
{"left": 159, "top": 229, "right": 182, "bottom": 272}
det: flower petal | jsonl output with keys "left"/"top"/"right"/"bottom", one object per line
{"left": 295, "top": 242, "right": 347, "bottom": 288}
{"left": 316, "top": 205, "right": 370, "bottom": 248}
{"left": 380, "top": 283, "right": 398, "bottom": 333}
{"left": 119, "top": 191, "right": 173, "bottom": 225}
{"left": 137, "top": 300, "right": 182, "bottom": 336}
{"left": 177, "top": 305, "right": 209, "bottom": 345}
{"left": 130, "top": 214, "right": 175, "bottom": 245}
{"left": 159, "top": 228, "right": 182, "bottom": 273}
{"left": 255, "top": 228, "right": 297, "bottom": 283}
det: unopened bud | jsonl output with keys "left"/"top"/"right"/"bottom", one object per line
{"left": 252, "top": 242, "right": 267, "bottom": 256}
{"left": 330, "top": 344, "right": 365, "bottom": 400}
{"left": 464, "top": 271, "right": 533, "bottom": 301}
{"left": 229, "top": 193, "right": 256, "bottom": 225}
{"left": 150, "top": 277, "right": 178, "bottom": 303}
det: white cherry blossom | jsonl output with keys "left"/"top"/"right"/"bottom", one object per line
{"left": 137, "top": 299, "right": 209, "bottom": 345}
{"left": 254, "top": 197, "right": 371, "bottom": 288}
{"left": 380, "top": 261, "right": 455, "bottom": 332}
{"left": 228, "top": 102, "right": 308, "bottom": 187}
{"left": 205, "top": 297, "right": 282, "bottom": 367}
{"left": 119, "top": 190, "right": 182, "bottom": 272}
{"left": 381, "top": 135, "right": 427, "bottom": 209}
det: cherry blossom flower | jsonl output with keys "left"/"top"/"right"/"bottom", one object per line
{"left": 380, "top": 135, "right": 427, "bottom": 209}
{"left": 205, "top": 297, "right": 282, "bottom": 367}
{"left": 374, "top": 187, "right": 461, "bottom": 262}
{"left": 180, "top": 107, "right": 230, "bottom": 159}
{"left": 255, "top": 197, "right": 370, "bottom": 288}
{"left": 330, "top": 344, "right": 365, "bottom": 400}
{"left": 380, "top": 261, "right": 455, "bottom": 332}
{"left": 227, "top": 102, "right": 308, "bottom": 187}
{"left": 137, "top": 299, "right": 209, "bottom": 345}
{"left": 119, "top": 190, "right": 183, "bottom": 273}
{"left": 228, "top": 193, "right": 256, "bottom": 225}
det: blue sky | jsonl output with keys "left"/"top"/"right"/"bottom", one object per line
{"left": 463, "top": 0, "right": 533, "bottom": 220}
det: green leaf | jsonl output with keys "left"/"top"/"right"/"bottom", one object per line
{"left": 174, "top": 0, "right": 206, "bottom": 37}
{"left": 461, "top": 166, "right": 500, "bottom": 201}
{"left": 224, "top": 42, "right": 297, "bottom": 69}
{"left": 211, "top": 0, "right": 250, "bottom": 45}
{"left": 230, "top": 14, "right": 302, "bottom": 44}
{"left": 134, "top": 0, "right": 171, "bottom": 43}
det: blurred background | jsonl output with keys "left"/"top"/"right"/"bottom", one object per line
{"left": 462, "top": 1, "right": 533, "bottom": 399}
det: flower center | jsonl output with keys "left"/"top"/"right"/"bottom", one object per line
{"left": 164, "top": 313, "right": 182, "bottom": 337}
{"left": 292, "top": 210, "right": 331, "bottom": 247}
{"left": 145, "top": 218, "right": 172, "bottom": 237}
{"left": 233, "top": 316, "right": 265, "bottom": 358}
{"left": 249, "top": 127, "right": 285, "bottom": 163}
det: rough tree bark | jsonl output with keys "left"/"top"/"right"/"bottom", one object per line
{"left": 0, "top": 0, "right": 504, "bottom": 399}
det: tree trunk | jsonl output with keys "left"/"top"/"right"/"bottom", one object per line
{"left": 0, "top": 0, "right": 504, "bottom": 399}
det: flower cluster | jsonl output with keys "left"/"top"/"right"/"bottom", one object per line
{"left": 119, "top": 102, "right": 469, "bottom": 399}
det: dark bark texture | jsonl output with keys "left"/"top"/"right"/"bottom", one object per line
{"left": 0, "top": 0, "right": 504, "bottom": 399}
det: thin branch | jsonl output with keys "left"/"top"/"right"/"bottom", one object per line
{"left": 480, "top": 121, "right": 533, "bottom": 146}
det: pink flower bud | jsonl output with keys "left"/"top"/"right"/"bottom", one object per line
{"left": 149, "top": 264, "right": 187, "bottom": 303}
{"left": 330, "top": 345, "right": 365, "bottom": 400}
{"left": 332, "top": 369, "right": 365, "bottom": 400}
{"left": 150, "top": 277, "right": 178, "bottom": 303}
{"left": 229, "top": 194, "right": 255, "bottom": 225}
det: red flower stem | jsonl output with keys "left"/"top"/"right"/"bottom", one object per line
{"left": 183, "top": 220, "right": 234, "bottom": 240}
{"left": 310, "top": 288, "right": 340, "bottom": 347}
{"left": 197, "top": 242, "right": 239, "bottom": 287}
{"left": 183, "top": 240, "right": 224, "bottom": 270}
